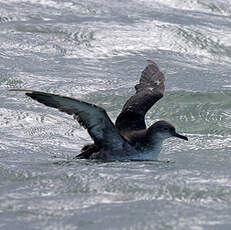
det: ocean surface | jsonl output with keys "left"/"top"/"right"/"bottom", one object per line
{"left": 1, "top": 0, "right": 231, "bottom": 229}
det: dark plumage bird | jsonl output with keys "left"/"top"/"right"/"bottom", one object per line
{"left": 10, "top": 60, "right": 188, "bottom": 160}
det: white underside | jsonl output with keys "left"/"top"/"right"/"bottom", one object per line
{"left": 106, "top": 141, "right": 163, "bottom": 161}
{"left": 130, "top": 139, "right": 163, "bottom": 160}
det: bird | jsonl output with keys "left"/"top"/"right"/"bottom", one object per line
{"left": 9, "top": 60, "right": 188, "bottom": 161}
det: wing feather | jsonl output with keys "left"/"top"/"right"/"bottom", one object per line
{"left": 9, "top": 89, "right": 126, "bottom": 149}
{"left": 115, "top": 60, "right": 165, "bottom": 132}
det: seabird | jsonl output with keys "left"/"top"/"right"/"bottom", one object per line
{"left": 10, "top": 60, "right": 188, "bottom": 161}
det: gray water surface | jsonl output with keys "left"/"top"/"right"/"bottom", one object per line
{"left": 1, "top": 0, "right": 231, "bottom": 229}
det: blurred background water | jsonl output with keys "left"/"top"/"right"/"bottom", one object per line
{"left": 1, "top": 0, "right": 231, "bottom": 229}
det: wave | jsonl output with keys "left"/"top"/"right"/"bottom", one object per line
{"left": 148, "top": 90, "right": 231, "bottom": 136}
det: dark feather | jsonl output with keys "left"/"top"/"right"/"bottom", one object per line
{"left": 9, "top": 89, "right": 126, "bottom": 150}
{"left": 115, "top": 60, "right": 165, "bottom": 132}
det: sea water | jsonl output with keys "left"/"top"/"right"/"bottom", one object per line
{"left": 1, "top": 0, "right": 231, "bottom": 229}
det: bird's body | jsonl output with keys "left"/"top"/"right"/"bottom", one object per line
{"left": 10, "top": 60, "right": 188, "bottom": 161}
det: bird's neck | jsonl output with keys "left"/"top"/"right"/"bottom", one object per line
{"left": 146, "top": 133, "right": 164, "bottom": 151}
{"left": 122, "top": 130, "right": 164, "bottom": 152}
{"left": 136, "top": 134, "right": 164, "bottom": 160}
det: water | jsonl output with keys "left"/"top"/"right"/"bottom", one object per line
{"left": 1, "top": 0, "right": 231, "bottom": 229}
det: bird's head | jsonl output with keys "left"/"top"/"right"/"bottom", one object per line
{"left": 147, "top": 120, "right": 188, "bottom": 141}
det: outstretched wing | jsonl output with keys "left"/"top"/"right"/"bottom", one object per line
{"left": 9, "top": 89, "right": 126, "bottom": 150}
{"left": 115, "top": 60, "right": 165, "bottom": 132}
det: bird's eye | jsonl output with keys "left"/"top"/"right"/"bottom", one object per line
{"left": 163, "top": 127, "right": 168, "bottom": 131}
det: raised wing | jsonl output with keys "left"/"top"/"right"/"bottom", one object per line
{"left": 9, "top": 89, "right": 126, "bottom": 150}
{"left": 115, "top": 60, "right": 165, "bottom": 132}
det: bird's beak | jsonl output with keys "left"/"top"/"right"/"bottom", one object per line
{"left": 174, "top": 133, "right": 188, "bottom": 141}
